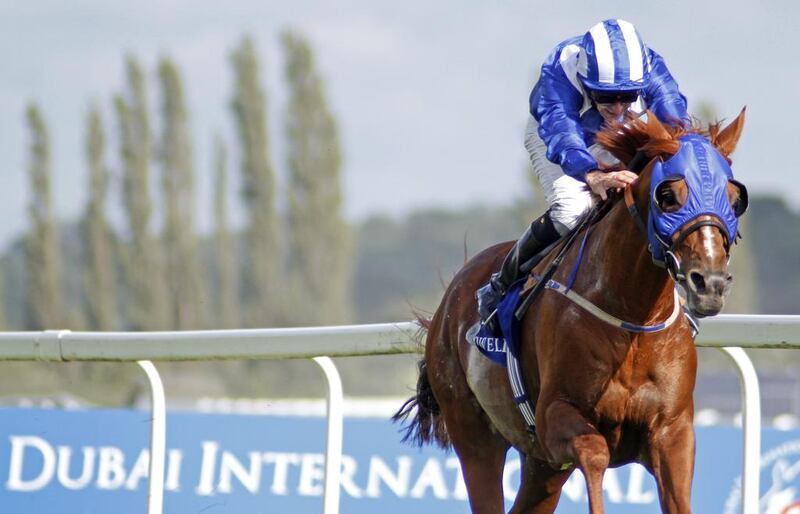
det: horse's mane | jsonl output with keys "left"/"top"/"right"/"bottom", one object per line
{"left": 595, "top": 111, "right": 731, "bottom": 168}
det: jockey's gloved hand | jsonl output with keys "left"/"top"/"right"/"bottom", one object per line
{"left": 585, "top": 169, "right": 638, "bottom": 200}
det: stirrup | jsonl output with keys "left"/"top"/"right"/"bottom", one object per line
{"left": 476, "top": 282, "right": 501, "bottom": 315}
{"left": 481, "top": 311, "right": 499, "bottom": 334}
{"left": 476, "top": 280, "right": 503, "bottom": 331}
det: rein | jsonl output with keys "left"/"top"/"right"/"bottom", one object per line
{"left": 531, "top": 275, "right": 682, "bottom": 333}
{"left": 514, "top": 209, "right": 596, "bottom": 320}
{"left": 526, "top": 194, "right": 683, "bottom": 333}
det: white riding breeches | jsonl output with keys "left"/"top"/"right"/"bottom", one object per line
{"left": 524, "top": 116, "right": 619, "bottom": 235}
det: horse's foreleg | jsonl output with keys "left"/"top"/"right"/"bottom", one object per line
{"left": 508, "top": 453, "right": 571, "bottom": 514}
{"left": 541, "top": 399, "right": 609, "bottom": 514}
{"left": 573, "top": 433, "right": 610, "bottom": 514}
{"left": 646, "top": 412, "right": 694, "bottom": 514}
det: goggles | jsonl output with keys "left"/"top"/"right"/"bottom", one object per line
{"left": 588, "top": 89, "right": 640, "bottom": 105}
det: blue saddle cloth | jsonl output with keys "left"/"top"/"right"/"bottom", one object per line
{"left": 471, "top": 278, "right": 528, "bottom": 367}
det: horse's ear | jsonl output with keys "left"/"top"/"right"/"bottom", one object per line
{"left": 714, "top": 107, "right": 746, "bottom": 158}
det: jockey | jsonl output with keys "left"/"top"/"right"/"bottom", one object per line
{"left": 477, "top": 18, "right": 689, "bottom": 322}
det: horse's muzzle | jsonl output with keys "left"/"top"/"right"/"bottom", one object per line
{"left": 684, "top": 269, "right": 733, "bottom": 317}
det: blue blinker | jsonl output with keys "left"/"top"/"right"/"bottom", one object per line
{"left": 647, "top": 134, "right": 741, "bottom": 263}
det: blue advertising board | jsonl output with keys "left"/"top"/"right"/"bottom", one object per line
{"left": 0, "top": 407, "right": 799, "bottom": 513}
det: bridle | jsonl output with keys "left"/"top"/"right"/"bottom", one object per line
{"left": 623, "top": 178, "right": 731, "bottom": 285}
{"left": 658, "top": 216, "right": 730, "bottom": 283}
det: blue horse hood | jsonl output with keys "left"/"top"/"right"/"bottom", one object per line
{"left": 647, "top": 133, "right": 740, "bottom": 263}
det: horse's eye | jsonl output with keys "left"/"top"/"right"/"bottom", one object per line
{"left": 656, "top": 184, "right": 681, "bottom": 213}
{"left": 728, "top": 180, "right": 749, "bottom": 217}
{"left": 731, "top": 197, "right": 743, "bottom": 217}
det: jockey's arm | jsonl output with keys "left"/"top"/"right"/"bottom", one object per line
{"left": 642, "top": 49, "right": 689, "bottom": 126}
{"left": 532, "top": 64, "right": 598, "bottom": 181}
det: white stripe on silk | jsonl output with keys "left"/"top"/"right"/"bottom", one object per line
{"left": 589, "top": 22, "right": 615, "bottom": 83}
{"left": 560, "top": 44, "right": 585, "bottom": 92}
{"left": 617, "top": 19, "right": 644, "bottom": 82}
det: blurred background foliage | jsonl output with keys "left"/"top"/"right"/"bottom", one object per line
{"left": 1, "top": 31, "right": 797, "bottom": 406}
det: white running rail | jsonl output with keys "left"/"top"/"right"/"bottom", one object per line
{"left": 0, "top": 314, "right": 798, "bottom": 514}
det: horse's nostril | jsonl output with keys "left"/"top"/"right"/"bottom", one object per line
{"left": 689, "top": 271, "right": 706, "bottom": 293}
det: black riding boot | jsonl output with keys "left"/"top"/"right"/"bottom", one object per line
{"left": 476, "top": 211, "right": 562, "bottom": 323}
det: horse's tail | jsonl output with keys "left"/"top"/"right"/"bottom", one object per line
{"left": 391, "top": 316, "right": 451, "bottom": 449}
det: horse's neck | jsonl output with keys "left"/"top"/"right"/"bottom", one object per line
{"left": 577, "top": 202, "right": 674, "bottom": 324}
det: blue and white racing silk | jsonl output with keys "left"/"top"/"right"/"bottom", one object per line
{"left": 529, "top": 19, "right": 689, "bottom": 180}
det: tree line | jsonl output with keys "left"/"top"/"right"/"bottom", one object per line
{"left": 5, "top": 37, "right": 792, "bottom": 402}
{"left": 15, "top": 31, "right": 351, "bottom": 332}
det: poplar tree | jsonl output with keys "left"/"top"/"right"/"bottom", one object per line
{"left": 158, "top": 57, "right": 207, "bottom": 329}
{"left": 212, "top": 135, "right": 240, "bottom": 328}
{"left": 24, "top": 104, "right": 65, "bottom": 329}
{"left": 115, "top": 56, "right": 169, "bottom": 330}
{"left": 81, "top": 105, "right": 118, "bottom": 330}
{"left": 0, "top": 274, "right": 7, "bottom": 330}
{"left": 693, "top": 101, "right": 719, "bottom": 127}
{"left": 282, "top": 31, "right": 353, "bottom": 324}
{"left": 230, "top": 36, "right": 281, "bottom": 327}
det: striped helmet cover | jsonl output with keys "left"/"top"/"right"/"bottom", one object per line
{"left": 577, "top": 19, "right": 650, "bottom": 92}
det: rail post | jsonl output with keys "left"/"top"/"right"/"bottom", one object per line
{"left": 313, "top": 356, "right": 344, "bottom": 514}
{"left": 137, "top": 361, "right": 166, "bottom": 514}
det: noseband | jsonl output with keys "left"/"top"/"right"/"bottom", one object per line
{"left": 661, "top": 217, "right": 730, "bottom": 282}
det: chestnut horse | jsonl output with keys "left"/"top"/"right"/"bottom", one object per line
{"left": 395, "top": 110, "right": 748, "bottom": 513}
